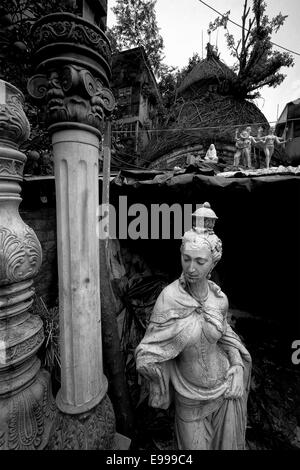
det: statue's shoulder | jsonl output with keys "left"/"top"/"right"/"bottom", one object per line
{"left": 208, "top": 281, "right": 228, "bottom": 314}
{"left": 152, "top": 279, "right": 194, "bottom": 322}
{"left": 158, "top": 279, "right": 181, "bottom": 302}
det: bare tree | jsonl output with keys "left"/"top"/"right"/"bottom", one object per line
{"left": 208, "top": 0, "right": 294, "bottom": 99}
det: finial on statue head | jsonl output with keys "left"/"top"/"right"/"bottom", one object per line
{"left": 192, "top": 202, "right": 218, "bottom": 234}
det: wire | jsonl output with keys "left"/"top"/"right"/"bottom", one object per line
{"left": 198, "top": 0, "right": 300, "bottom": 56}
{"left": 113, "top": 147, "right": 157, "bottom": 164}
{"left": 112, "top": 116, "right": 300, "bottom": 134}
{"left": 111, "top": 153, "right": 152, "bottom": 170}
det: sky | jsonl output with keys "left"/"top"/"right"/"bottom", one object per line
{"left": 107, "top": 0, "right": 300, "bottom": 123}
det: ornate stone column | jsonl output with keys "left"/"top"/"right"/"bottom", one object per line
{"left": 0, "top": 80, "right": 56, "bottom": 449}
{"left": 28, "top": 13, "right": 116, "bottom": 449}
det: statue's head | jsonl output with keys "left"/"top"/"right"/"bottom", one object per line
{"left": 180, "top": 203, "right": 222, "bottom": 283}
{"left": 240, "top": 130, "right": 249, "bottom": 139}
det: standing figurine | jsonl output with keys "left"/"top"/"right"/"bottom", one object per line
{"left": 135, "top": 203, "right": 251, "bottom": 450}
{"left": 204, "top": 144, "right": 218, "bottom": 163}
{"left": 233, "top": 127, "right": 258, "bottom": 168}
{"left": 260, "top": 127, "right": 290, "bottom": 168}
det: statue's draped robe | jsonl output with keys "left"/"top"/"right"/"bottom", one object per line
{"left": 135, "top": 278, "right": 251, "bottom": 450}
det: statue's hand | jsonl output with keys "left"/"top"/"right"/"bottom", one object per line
{"left": 224, "top": 365, "right": 244, "bottom": 399}
{"left": 140, "top": 364, "right": 164, "bottom": 388}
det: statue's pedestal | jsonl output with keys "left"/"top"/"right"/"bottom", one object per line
{"left": 0, "top": 369, "right": 56, "bottom": 450}
{"left": 47, "top": 394, "right": 115, "bottom": 450}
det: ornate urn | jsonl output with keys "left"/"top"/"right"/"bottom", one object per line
{"left": 0, "top": 80, "right": 42, "bottom": 288}
{"left": 0, "top": 80, "right": 56, "bottom": 450}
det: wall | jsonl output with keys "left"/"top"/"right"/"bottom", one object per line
{"left": 20, "top": 177, "right": 58, "bottom": 307}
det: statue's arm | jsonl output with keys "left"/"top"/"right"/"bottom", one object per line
{"left": 217, "top": 294, "right": 244, "bottom": 368}
{"left": 219, "top": 323, "right": 244, "bottom": 367}
{"left": 220, "top": 312, "right": 245, "bottom": 398}
{"left": 223, "top": 339, "right": 244, "bottom": 368}
{"left": 251, "top": 136, "right": 261, "bottom": 145}
{"left": 275, "top": 136, "right": 289, "bottom": 145}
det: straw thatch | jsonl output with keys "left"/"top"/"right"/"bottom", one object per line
{"left": 177, "top": 44, "right": 236, "bottom": 99}
{"left": 143, "top": 93, "right": 268, "bottom": 165}
{"left": 143, "top": 45, "right": 268, "bottom": 168}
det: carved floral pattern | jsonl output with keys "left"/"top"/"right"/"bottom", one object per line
{"left": 8, "top": 388, "right": 45, "bottom": 449}
{"left": 0, "top": 85, "right": 30, "bottom": 147}
{"left": 0, "top": 225, "right": 42, "bottom": 285}
{"left": 47, "top": 394, "right": 115, "bottom": 450}
{"left": 6, "top": 329, "right": 44, "bottom": 363}
{"left": 32, "top": 19, "right": 111, "bottom": 66}
{"left": 28, "top": 65, "right": 115, "bottom": 131}
{"left": 0, "top": 371, "right": 56, "bottom": 450}
{"left": 0, "top": 158, "right": 24, "bottom": 177}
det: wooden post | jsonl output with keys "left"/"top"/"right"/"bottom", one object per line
{"left": 100, "top": 121, "right": 134, "bottom": 437}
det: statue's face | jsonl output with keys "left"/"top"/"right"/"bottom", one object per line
{"left": 181, "top": 243, "right": 213, "bottom": 283}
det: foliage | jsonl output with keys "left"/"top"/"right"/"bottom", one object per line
{"left": 158, "top": 54, "right": 202, "bottom": 112}
{"left": 32, "top": 296, "right": 60, "bottom": 385}
{"left": 0, "top": 1, "right": 78, "bottom": 174}
{"left": 0, "top": 0, "right": 78, "bottom": 89}
{"left": 108, "top": 0, "right": 164, "bottom": 77}
{"left": 208, "top": 0, "right": 294, "bottom": 99}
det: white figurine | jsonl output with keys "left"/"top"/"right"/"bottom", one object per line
{"left": 204, "top": 144, "right": 218, "bottom": 163}
{"left": 260, "top": 127, "right": 290, "bottom": 169}
{"left": 233, "top": 128, "right": 259, "bottom": 168}
{"left": 136, "top": 203, "right": 251, "bottom": 450}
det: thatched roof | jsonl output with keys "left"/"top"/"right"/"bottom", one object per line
{"left": 177, "top": 44, "right": 236, "bottom": 97}
{"left": 142, "top": 45, "right": 268, "bottom": 167}
{"left": 143, "top": 93, "right": 268, "bottom": 165}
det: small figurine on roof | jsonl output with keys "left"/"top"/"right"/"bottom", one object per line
{"left": 204, "top": 144, "right": 218, "bottom": 163}
{"left": 260, "top": 127, "right": 291, "bottom": 169}
{"left": 233, "top": 127, "right": 259, "bottom": 169}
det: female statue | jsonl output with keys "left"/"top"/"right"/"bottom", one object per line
{"left": 204, "top": 144, "right": 218, "bottom": 163}
{"left": 260, "top": 127, "right": 290, "bottom": 168}
{"left": 135, "top": 203, "right": 251, "bottom": 450}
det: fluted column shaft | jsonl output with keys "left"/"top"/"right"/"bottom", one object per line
{"left": 52, "top": 127, "right": 106, "bottom": 413}
{"left": 27, "top": 12, "right": 116, "bottom": 448}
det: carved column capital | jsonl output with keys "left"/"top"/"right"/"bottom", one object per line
{"left": 27, "top": 13, "right": 115, "bottom": 133}
{"left": 28, "top": 65, "right": 115, "bottom": 132}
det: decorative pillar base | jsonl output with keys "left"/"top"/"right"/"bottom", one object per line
{"left": 0, "top": 370, "right": 56, "bottom": 450}
{"left": 46, "top": 394, "right": 115, "bottom": 450}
